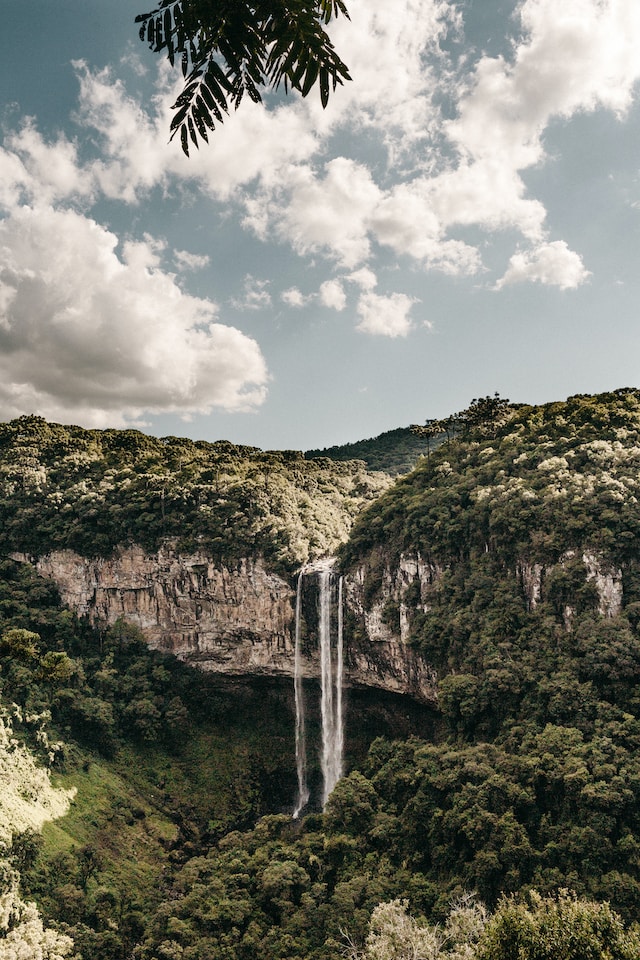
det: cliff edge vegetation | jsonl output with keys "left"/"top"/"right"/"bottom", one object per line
{"left": 0, "top": 416, "right": 390, "bottom": 574}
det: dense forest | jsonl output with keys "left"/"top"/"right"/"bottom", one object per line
{"left": 0, "top": 416, "right": 389, "bottom": 574}
{"left": 306, "top": 426, "right": 434, "bottom": 476}
{"left": 3, "top": 390, "right": 640, "bottom": 958}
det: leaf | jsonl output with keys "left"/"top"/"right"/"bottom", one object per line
{"left": 193, "top": 115, "right": 209, "bottom": 142}
{"left": 169, "top": 102, "right": 190, "bottom": 133}
{"left": 200, "top": 81, "right": 225, "bottom": 123}
{"left": 187, "top": 115, "right": 199, "bottom": 148}
{"left": 301, "top": 58, "right": 319, "bottom": 97}
{"left": 180, "top": 123, "right": 189, "bottom": 156}
{"left": 319, "top": 65, "right": 330, "bottom": 108}
{"left": 163, "top": 7, "right": 173, "bottom": 42}
{"left": 138, "top": 0, "right": 353, "bottom": 151}
{"left": 195, "top": 95, "right": 215, "bottom": 131}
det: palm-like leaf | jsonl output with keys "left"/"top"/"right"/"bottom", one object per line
{"left": 136, "top": 0, "right": 351, "bottom": 155}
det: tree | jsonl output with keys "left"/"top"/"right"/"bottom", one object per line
{"left": 136, "top": 0, "right": 352, "bottom": 154}
{"left": 346, "top": 896, "right": 488, "bottom": 960}
{"left": 477, "top": 889, "right": 640, "bottom": 960}
{"left": 0, "top": 629, "right": 40, "bottom": 661}
{"left": 462, "top": 394, "right": 513, "bottom": 438}
{"left": 410, "top": 419, "right": 445, "bottom": 460}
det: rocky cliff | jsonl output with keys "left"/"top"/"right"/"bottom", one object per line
{"left": 11, "top": 537, "right": 623, "bottom": 706}
{"left": 12, "top": 545, "right": 438, "bottom": 704}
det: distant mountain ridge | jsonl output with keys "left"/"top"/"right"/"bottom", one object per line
{"left": 305, "top": 425, "right": 433, "bottom": 475}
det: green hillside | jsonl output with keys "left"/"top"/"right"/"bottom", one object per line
{"left": 4, "top": 391, "right": 640, "bottom": 959}
{"left": 306, "top": 425, "right": 434, "bottom": 476}
{"left": 0, "top": 416, "right": 389, "bottom": 574}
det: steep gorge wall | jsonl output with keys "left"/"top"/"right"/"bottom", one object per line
{"left": 11, "top": 542, "right": 623, "bottom": 704}
{"left": 12, "top": 545, "right": 438, "bottom": 703}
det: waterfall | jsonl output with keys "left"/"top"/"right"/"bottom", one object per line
{"left": 293, "top": 572, "right": 309, "bottom": 818}
{"left": 319, "top": 566, "right": 344, "bottom": 807}
{"left": 319, "top": 566, "right": 335, "bottom": 807}
{"left": 335, "top": 575, "right": 344, "bottom": 783}
{"left": 292, "top": 562, "right": 345, "bottom": 815}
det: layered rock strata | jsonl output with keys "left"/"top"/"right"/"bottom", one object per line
{"left": 12, "top": 546, "right": 439, "bottom": 703}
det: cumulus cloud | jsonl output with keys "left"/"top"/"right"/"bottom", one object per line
{"left": 319, "top": 280, "right": 347, "bottom": 311}
{"left": 0, "top": 206, "right": 268, "bottom": 426}
{"left": 174, "top": 249, "right": 210, "bottom": 272}
{"left": 281, "top": 280, "right": 346, "bottom": 311}
{"left": 257, "top": 158, "right": 382, "bottom": 268}
{"left": 231, "top": 275, "right": 272, "bottom": 310}
{"left": 281, "top": 288, "right": 310, "bottom": 308}
{"left": 74, "top": 61, "right": 321, "bottom": 203}
{"left": 356, "top": 291, "right": 418, "bottom": 337}
{"left": 325, "top": 0, "right": 459, "bottom": 156}
{"left": 347, "top": 267, "right": 378, "bottom": 291}
{"left": 494, "top": 240, "right": 591, "bottom": 290}
{"left": 438, "top": 0, "right": 640, "bottom": 247}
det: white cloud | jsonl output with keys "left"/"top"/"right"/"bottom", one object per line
{"left": 347, "top": 267, "right": 378, "bottom": 291}
{"left": 281, "top": 287, "right": 310, "bottom": 308}
{"left": 356, "top": 291, "right": 418, "bottom": 337}
{"left": 174, "top": 249, "right": 210, "bottom": 272}
{"left": 74, "top": 61, "right": 322, "bottom": 203}
{"left": 448, "top": 0, "right": 640, "bottom": 167}
{"left": 494, "top": 240, "right": 591, "bottom": 290}
{"left": 439, "top": 0, "right": 640, "bottom": 244}
{"left": 281, "top": 280, "right": 346, "bottom": 311}
{"left": 258, "top": 158, "right": 382, "bottom": 268}
{"left": 231, "top": 275, "right": 272, "bottom": 310}
{"left": 0, "top": 206, "right": 268, "bottom": 426}
{"left": 325, "top": 0, "right": 459, "bottom": 157}
{"left": 1, "top": 123, "right": 93, "bottom": 207}
{"left": 319, "top": 280, "right": 347, "bottom": 311}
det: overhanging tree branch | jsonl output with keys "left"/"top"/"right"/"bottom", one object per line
{"left": 136, "top": 0, "right": 352, "bottom": 155}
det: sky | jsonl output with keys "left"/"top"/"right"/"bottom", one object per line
{"left": 0, "top": 0, "right": 639, "bottom": 451}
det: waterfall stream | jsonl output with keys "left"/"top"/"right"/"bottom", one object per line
{"left": 293, "top": 572, "right": 309, "bottom": 819}
{"left": 292, "top": 562, "right": 344, "bottom": 816}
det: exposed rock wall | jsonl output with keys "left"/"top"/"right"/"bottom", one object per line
{"left": 24, "top": 546, "right": 296, "bottom": 678}
{"left": 12, "top": 545, "right": 438, "bottom": 704}
{"left": 343, "top": 552, "right": 439, "bottom": 702}
{"left": 582, "top": 552, "right": 623, "bottom": 618}
{"left": 14, "top": 540, "right": 623, "bottom": 704}
{"left": 517, "top": 552, "right": 623, "bottom": 621}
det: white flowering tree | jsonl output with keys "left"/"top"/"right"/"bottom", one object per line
{"left": 0, "top": 712, "right": 76, "bottom": 960}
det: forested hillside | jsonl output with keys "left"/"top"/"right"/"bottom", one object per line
{"left": 3, "top": 391, "right": 640, "bottom": 959}
{"left": 306, "top": 425, "right": 433, "bottom": 475}
{"left": 0, "top": 416, "right": 389, "bottom": 574}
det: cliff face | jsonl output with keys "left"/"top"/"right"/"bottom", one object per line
{"left": 14, "top": 545, "right": 438, "bottom": 704}
{"left": 12, "top": 539, "right": 623, "bottom": 705}
{"left": 27, "top": 546, "right": 295, "bottom": 677}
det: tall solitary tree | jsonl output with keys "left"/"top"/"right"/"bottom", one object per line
{"left": 136, "top": 0, "right": 352, "bottom": 154}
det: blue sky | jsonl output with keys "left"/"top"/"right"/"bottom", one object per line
{"left": 1, "top": 0, "right": 639, "bottom": 450}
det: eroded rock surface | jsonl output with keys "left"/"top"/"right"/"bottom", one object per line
{"left": 12, "top": 545, "right": 438, "bottom": 703}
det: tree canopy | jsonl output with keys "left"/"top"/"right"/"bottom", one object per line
{"left": 136, "top": 0, "right": 352, "bottom": 154}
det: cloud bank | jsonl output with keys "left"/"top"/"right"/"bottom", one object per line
{"left": 0, "top": 205, "right": 267, "bottom": 426}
